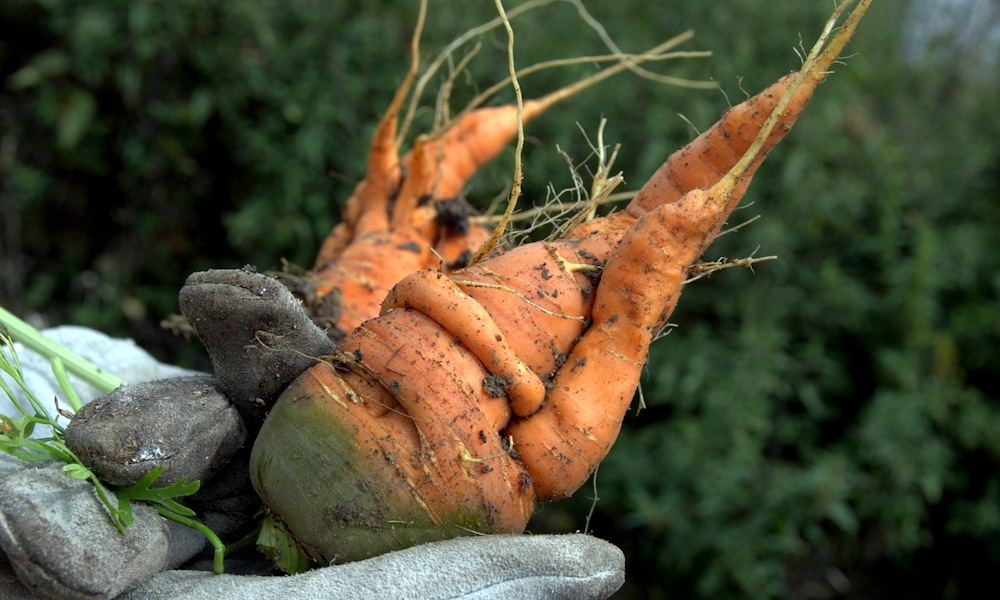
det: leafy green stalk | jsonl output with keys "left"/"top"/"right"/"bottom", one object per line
{"left": 114, "top": 466, "right": 225, "bottom": 574}
{"left": 113, "top": 466, "right": 201, "bottom": 528}
{"left": 156, "top": 506, "right": 227, "bottom": 575}
{"left": 1, "top": 329, "right": 68, "bottom": 435}
{"left": 61, "top": 461, "right": 135, "bottom": 535}
{"left": 49, "top": 357, "right": 85, "bottom": 412}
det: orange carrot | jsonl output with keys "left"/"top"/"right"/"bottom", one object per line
{"left": 305, "top": 27, "right": 691, "bottom": 336}
{"left": 306, "top": 93, "right": 608, "bottom": 336}
{"left": 305, "top": 98, "right": 530, "bottom": 337}
{"left": 251, "top": 0, "right": 872, "bottom": 567}
{"left": 509, "top": 0, "right": 872, "bottom": 499}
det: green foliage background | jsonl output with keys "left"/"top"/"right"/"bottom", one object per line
{"left": 1, "top": 1, "right": 998, "bottom": 598}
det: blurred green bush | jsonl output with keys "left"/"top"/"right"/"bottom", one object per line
{"left": 2, "top": 1, "right": 998, "bottom": 598}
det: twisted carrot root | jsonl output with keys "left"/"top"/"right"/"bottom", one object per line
{"left": 304, "top": 99, "right": 566, "bottom": 338}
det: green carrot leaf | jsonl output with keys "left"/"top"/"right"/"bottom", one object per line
{"left": 114, "top": 466, "right": 200, "bottom": 518}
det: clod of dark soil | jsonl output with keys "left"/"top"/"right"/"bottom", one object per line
{"left": 178, "top": 269, "right": 335, "bottom": 429}
{"left": 65, "top": 375, "right": 246, "bottom": 487}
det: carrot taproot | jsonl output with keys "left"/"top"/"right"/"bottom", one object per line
{"left": 251, "top": 0, "right": 872, "bottom": 566}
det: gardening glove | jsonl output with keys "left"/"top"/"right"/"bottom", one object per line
{"left": 0, "top": 327, "right": 229, "bottom": 599}
{"left": 0, "top": 325, "right": 626, "bottom": 599}
{"left": 0, "top": 444, "right": 624, "bottom": 600}
{"left": 0, "top": 471, "right": 623, "bottom": 600}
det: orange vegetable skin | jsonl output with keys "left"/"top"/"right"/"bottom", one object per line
{"left": 308, "top": 102, "right": 550, "bottom": 337}
{"left": 252, "top": 309, "right": 533, "bottom": 563}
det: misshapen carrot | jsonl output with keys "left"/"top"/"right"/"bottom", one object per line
{"left": 305, "top": 99, "right": 547, "bottom": 337}
{"left": 251, "top": 0, "right": 872, "bottom": 565}
{"left": 305, "top": 27, "right": 697, "bottom": 337}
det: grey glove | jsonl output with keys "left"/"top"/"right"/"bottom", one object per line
{"left": 0, "top": 452, "right": 207, "bottom": 600}
{"left": 0, "top": 326, "right": 625, "bottom": 599}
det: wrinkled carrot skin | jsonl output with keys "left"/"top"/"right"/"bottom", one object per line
{"left": 304, "top": 101, "right": 549, "bottom": 337}
{"left": 381, "top": 269, "right": 550, "bottom": 417}
{"left": 348, "top": 308, "right": 533, "bottom": 525}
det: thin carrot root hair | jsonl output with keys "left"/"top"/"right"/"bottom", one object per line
{"left": 494, "top": 118, "right": 628, "bottom": 251}
{"left": 684, "top": 250, "right": 779, "bottom": 283}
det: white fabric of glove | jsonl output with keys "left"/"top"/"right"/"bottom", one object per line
{"left": 0, "top": 326, "right": 626, "bottom": 599}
